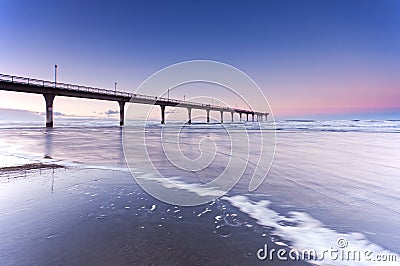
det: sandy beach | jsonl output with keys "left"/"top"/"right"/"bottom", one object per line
{"left": 0, "top": 120, "right": 399, "bottom": 265}
{"left": 0, "top": 166, "right": 308, "bottom": 265}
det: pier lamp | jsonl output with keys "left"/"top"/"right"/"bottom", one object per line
{"left": 54, "top": 64, "right": 58, "bottom": 87}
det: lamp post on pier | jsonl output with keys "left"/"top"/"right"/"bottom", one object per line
{"left": 54, "top": 64, "right": 58, "bottom": 87}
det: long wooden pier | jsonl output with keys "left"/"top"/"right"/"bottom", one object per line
{"left": 0, "top": 73, "right": 269, "bottom": 127}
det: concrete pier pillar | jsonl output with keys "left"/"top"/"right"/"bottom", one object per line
{"left": 239, "top": 113, "right": 242, "bottom": 121}
{"left": 265, "top": 113, "right": 268, "bottom": 121}
{"left": 231, "top": 112, "right": 234, "bottom": 122}
{"left": 118, "top": 101, "right": 125, "bottom": 126}
{"left": 43, "top": 94, "right": 55, "bottom": 127}
{"left": 206, "top": 109, "right": 210, "bottom": 123}
{"left": 220, "top": 111, "right": 223, "bottom": 123}
{"left": 161, "top": 105, "right": 166, "bottom": 124}
{"left": 246, "top": 113, "right": 249, "bottom": 121}
{"left": 252, "top": 114, "right": 254, "bottom": 122}
{"left": 188, "top": 108, "right": 192, "bottom": 124}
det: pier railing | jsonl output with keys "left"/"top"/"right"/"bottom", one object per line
{"left": 0, "top": 73, "right": 250, "bottom": 113}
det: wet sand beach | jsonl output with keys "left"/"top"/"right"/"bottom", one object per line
{"left": 0, "top": 120, "right": 399, "bottom": 265}
{"left": 0, "top": 166, "right": 308, "bottom": 265}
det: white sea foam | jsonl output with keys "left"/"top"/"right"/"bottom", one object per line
{"left": 81, "top": 164, "right": 129, "bottom": 172}
{"left": 223, "top": 195, "right": 400, "bottom": 265}
{"left": 0, "top": 138, "right": 73, "bottom": 169}
{"left": 0, "top": 154, "right": 33, "bottom": 168}
{"left": 0, "top": 133, "right": 131, "bottom": 171}
{"left": 0, "top": 139, "right": 37, "bottom": 167}
{"left": 197, "top": 207, "right": 212, "bottom": 217}
{"left": 135, "top": 173, "right": 225, "bottom": 198}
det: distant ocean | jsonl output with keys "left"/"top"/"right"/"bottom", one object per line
{"left": 0, "top": 118, "right": 399, "bottom": 265}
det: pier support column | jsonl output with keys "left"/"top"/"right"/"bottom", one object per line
{"left": 206, "top": 109, "right": 210, "bottom": 123}
{"left": 265, "top": 114, "right": 268, "bottom": 121}
{"left": 188, "top": 108, "right": 192, "bottom": 124}
{"left": 231, "top": 112, "right": 234, "bottom": 122}
{"left": 43, "top": 94, "right": 55, "bottom": 128}
{"left": 220, "top": 111, "right": 223, "bottom": 124}
{"left": 239, "top": 113, "right": 242, "bottom": 121}
{"left": 252, "top": 114, "right": 254, "bottom": 122}
{"left": 246, "top": 113, "right": 249, "bottom": 121}
{"left": 118, "top": 101, "right": 125, "bottom": 126}
{"left": 161, "top": 105, "right": 166, "bottom": 124}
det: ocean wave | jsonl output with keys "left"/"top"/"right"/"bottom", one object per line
{"left": 272, "top": 120, "right": 400, "bottom": 133}
{"left": 223, "top": 195, "right": 400, "bottom": 265}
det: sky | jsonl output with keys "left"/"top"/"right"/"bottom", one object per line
{"left": 0, "top": 0, "right": 399, "bottom": 120}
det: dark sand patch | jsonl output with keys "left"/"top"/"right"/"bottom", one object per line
{"left": 0, "top": 163, "right": 64, "bottom": 172}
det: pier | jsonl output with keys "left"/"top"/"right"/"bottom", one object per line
{"left": 0, "top": 73, "right": 269, "bottom": 127}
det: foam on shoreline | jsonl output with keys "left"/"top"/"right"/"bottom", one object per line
{"left": 223, "top": 195, "right": 400, "bottom": 265}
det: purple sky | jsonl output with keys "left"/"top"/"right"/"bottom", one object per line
{"left": 1, "top": 0, "right": 399, "bottom": 120}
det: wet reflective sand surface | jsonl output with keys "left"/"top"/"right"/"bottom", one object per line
{"left": 0, "top": 120, "right": 399, "bottom": 265}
